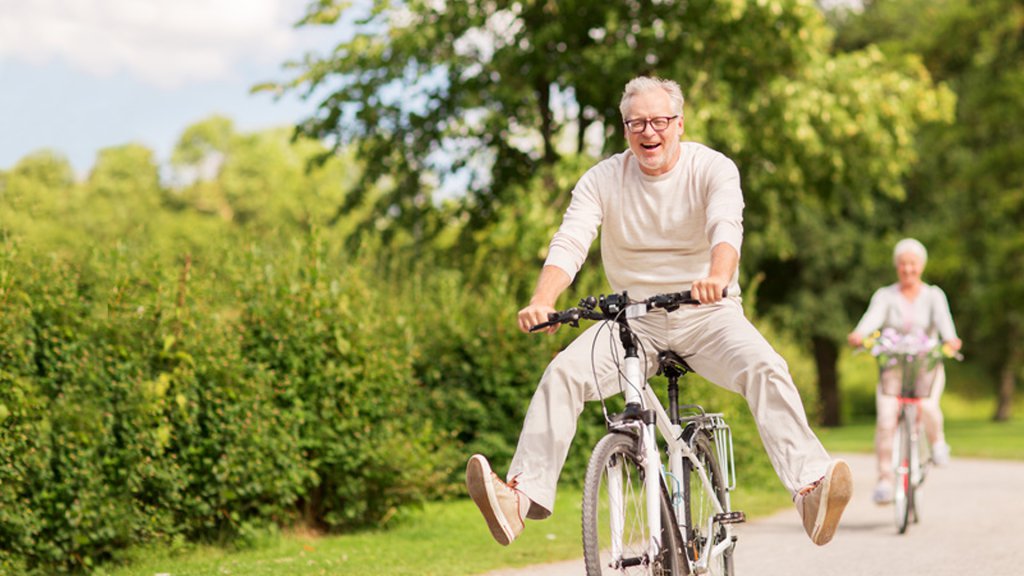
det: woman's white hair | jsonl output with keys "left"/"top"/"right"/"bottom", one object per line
{"left": 893, "top": 238, "right": 928, "bottom": 266}
{"left": 619, "top": 76, "right": 685, "bottom": 118}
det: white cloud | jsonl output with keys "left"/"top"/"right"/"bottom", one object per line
{"left": 0, "top": 0, "right": 306, "bottom": 89}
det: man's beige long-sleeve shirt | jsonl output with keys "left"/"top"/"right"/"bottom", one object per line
{"left": 544, "top": 142, "right": 745, "bottom": 300}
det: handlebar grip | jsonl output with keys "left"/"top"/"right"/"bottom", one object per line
{"left": 651, "top": 287, "right": 729, "bottom": 309}
{"left": 529, "top": 309, "right": 579, "bottom": 332}
{"left": 682, "top": 287, "right": 728, "bottom": 301}
{"left": 529, "top": 319, "right": 557, "bottom": 332}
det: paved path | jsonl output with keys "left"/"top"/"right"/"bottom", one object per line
{"left": 478, "top": 453, "right": 1024, "bottom": 575}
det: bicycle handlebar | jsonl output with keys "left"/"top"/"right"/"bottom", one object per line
{"left": 529, "top": 288, "right": 727, "bottom": 332}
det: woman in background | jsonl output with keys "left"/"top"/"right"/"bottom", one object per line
{"left": 847, "top": 238, "right": 962, "bottom": 505}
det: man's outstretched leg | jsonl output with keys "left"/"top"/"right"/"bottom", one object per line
{"left": 467, "top": 322, "right": 626, "bottom": 544}
{"left": 670, "top": 301, "right": 853, "bottom": 545}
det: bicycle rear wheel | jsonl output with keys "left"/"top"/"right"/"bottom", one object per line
{"left": 582, "top": 432, "right": 686, "bottom": 576}
{"left": 893, "top": 408, "right": 915, "bottom": 534}
{"left": 681, "top": 430, "right": 733, "bottom": 576}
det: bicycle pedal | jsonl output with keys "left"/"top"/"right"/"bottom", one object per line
{"left": 714, "top": 511, "right": 745, "bottom": 525}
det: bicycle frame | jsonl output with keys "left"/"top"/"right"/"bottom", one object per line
{"left": 610, "top": 304, "right": 735, "bottom": 572}
{"left": 890, "top": 353, "right": 936, "bottom": 533}
{"left": 896, "top": 396, "right": 927, "bottom": 480}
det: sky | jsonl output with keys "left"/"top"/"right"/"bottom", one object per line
{"left": 0, "top": 0, "right": 347, "bottom": 177}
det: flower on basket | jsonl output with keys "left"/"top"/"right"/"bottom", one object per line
{"left": 863, "top": 327, "right": 954, "bottom": 370}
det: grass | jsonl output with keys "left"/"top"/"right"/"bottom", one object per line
{"left": 99, "top": 470, "right": 793, "bottom": 576}
{"left": 99, "top": 493, "right": 584, "bottom": 576}
{"left": 815, "top": 416, "right": 1024, "bottom": 460}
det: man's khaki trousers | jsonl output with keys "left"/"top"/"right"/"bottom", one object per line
{"left": 508, "top": 297, "right": 833, "bottom": 518}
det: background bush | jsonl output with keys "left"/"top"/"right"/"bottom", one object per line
{"left": 0, "top": 233, "right": 455, "bottom": 573}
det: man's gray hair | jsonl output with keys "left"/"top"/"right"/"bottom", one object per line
{"left": 619, "top": 76, "right": 685, "bottom": 118}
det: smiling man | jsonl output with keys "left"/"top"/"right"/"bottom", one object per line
{"left": 465, "top": 76, "right": 852, "bottom": 549}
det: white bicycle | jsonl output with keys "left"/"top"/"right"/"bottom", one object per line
{"left": 531, "top": 290, "right": 744, "bottom": 576}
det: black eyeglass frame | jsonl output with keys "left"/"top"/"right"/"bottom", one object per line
{"left": 623, "top": 115, "right": 680, "bottom": 134}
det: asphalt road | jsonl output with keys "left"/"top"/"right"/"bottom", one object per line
{"left": 479, "top": 452, "right": 1024, "bottom": 576}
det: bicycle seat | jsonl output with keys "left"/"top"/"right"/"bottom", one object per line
{"left": 657, "top": 350, "right": 694, "bottom": 379}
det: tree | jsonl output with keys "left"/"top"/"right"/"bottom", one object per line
{"left": 268, "top": 0, "right": 827, "bottom": 239}
{"left": 273, "top": 0, "right": 954, "bottom": 425}
{"left": 736, "top": 47, "right": 954, "bottom": 425}
{"left": 831, "top": 0, "right": 1023, "bottom": 420}
{"left": 169, "top": 116, "right": 357, "bottom": 232}
{"left": 0, "top": 150, "right": 79, "bottom": 249}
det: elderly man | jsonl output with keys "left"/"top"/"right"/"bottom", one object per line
{"left": 466, "top": 75, "right": 852, "bottom": 548}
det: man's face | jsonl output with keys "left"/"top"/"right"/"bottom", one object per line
{"left": 624, "top": 89, "right": 684, "bottom": 176}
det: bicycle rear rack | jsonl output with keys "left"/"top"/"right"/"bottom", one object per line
{"left": 706, "top": 414, "right": 737, "bottom": 492}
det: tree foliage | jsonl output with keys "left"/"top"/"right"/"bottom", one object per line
{"left": 0, "top": 151, "right": 78, "bottom": 248}
{"left": 831, "top": 0, "right": 1023, "bottom": 420}
{"left": 736, "top": 46, "right": 955, "bottom": 423}
{"left": 271, "top": 0, "right": 828, "bottom": 236}
{"left": 169, "top": 116, "right": 359, "bottom": 230}
{"left": 272, "top": 0, "right": 956, "bottom": 425}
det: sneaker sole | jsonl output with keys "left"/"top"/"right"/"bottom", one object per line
{"left": 466, "top": 455, "right": 514, "bottom": 546}
{"left": 813, "top": 460, "right": 853, "bottom": 545}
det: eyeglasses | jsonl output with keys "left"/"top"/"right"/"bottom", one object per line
{"left": 623, "top": 115, "right": 679, "bottom": 134}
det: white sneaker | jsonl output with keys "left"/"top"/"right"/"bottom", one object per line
{"left": 794, "top": 460, "right": 853, "bottom": 546}
{"left": 932, "top": 442, "right": 951, "bottom": 466}
{"left": 873, "top": 481, "right": 893, "bottom": 505}
{"left": 466, "top": 454, "right": 528, "bottom": 546}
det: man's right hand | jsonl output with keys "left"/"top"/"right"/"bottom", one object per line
{"left": 519, "top": 266, "right": 573, "bottom": 334}
{"left": 518, "top": 302, "right": 558, "bottom": 334}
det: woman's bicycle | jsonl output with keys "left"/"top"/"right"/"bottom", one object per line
{"left": 862, "top": 329, "right": 962, "bottom": 534}
{"left": 531, "top": 290, "right": 744, "bottom": 576}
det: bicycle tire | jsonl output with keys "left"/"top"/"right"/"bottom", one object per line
{"left": 582, "top": 432, "right": 686, "bottom": 576}
{"left": 893, "top": 408, "right": 914, "bottom": 534}
{"left": 915, "top": 438, "right": 932, "bottom": 525}
{"left": 681, "top": 429, "right": 733, "bottom": 576}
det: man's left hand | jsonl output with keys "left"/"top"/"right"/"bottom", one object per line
{"left": 690, "top": 276, "right": 728, "bottom": 304}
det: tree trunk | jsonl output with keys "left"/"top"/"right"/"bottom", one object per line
{"left": 577, "top": 117, "right": 592, "bottom": 156}
{"left": 534, "top": 77, "right": 558, "bottom": 164}
{"left": 994, "top": 328, "right": 1020, "bottom": 422}
{"left": 812, "top": 335, "right": 842, "bottom": 427}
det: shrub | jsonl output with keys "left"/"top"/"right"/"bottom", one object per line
{"left": 0, "top": 237, "right": 454, "bottom": 572}
{"left": 236, "top": 237, "right": 452, "bottom": 531}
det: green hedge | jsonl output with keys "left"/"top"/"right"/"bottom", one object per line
{"left": 0, "top": 239, "right": 452, "bottom": 573}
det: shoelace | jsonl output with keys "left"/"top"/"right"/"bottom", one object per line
{"left": 795, "top": 475, "right": 825, "bottom": 500}
{"left": 492, "top": 472, "right": 526, "bottom": 522}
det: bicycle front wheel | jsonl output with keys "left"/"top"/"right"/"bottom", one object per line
{"left": 582, "top": 432, "right": 686, "bottom": 576}
{"left": 682, "top": 430, "right": 733, "bottom": 576}
{"left": 893, "top": 408, "right": 915, "bottom": 534}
